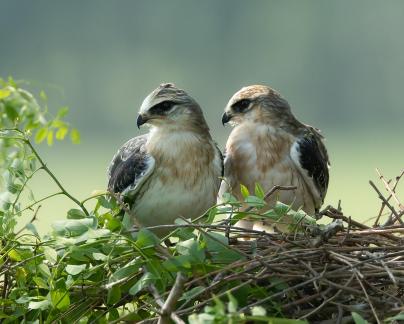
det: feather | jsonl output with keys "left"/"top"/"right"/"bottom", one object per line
{"left": 107, "top": 135, "right": 155, "bottom": 201}
{"left": 290, "top": 129, "right": 329, "bottom": 209}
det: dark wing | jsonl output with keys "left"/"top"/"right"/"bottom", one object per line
{"left": 290, "top": 127, "right": 330, "bottom": 209}
{"left": 107, "top": 134, "right": 155, "bottom": 200}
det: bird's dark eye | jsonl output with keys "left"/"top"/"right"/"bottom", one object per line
{"left": 232, "top": 99, "right": 251, "bottom": 113}
{"left": 150, "top": 100, "right": 176, "bottom": 115}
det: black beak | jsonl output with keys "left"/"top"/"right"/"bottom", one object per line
{"left": 221, "top": 112, "right": 232, "bottom": 125}
{"left": 137, "top": 114, "right": 146, "bottom": 129}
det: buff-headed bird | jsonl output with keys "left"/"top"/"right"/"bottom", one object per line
{"left": 108, "top": 83, "right": 223, "bottom": 236}
{"left": 219, "top": 85, "right": 329, "bottom": 232}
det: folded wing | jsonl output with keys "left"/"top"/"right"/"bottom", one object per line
{"left": 107, "top": 135, "right": 155, "bottom": 201}
{"left": 290, "top": 128, "right": 330, "bottom": 211}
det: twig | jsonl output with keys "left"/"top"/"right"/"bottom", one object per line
{"left": 24, "top": 137, "right": 89, "bottom": 215}
{"left": 354, "top": 272, "right": 381, "bottom": 324}
{"left": 11, "top": 192, "right": 63, "bottom": 216}
{"left": 374, "top": 170, "right": 403, "bottom": 226}
{"left": 15, "top": 205, "right": 41, "bottom": 235}
{"left": 155, "top": 272, "right": 187, "bottom": 324}
{"left": 238, "top": 275, "right": 323, "bottom": 313}
{"left": 376, "top": 168, "right": 404, "bottom": 212}
{"left": 369, "top": 180, "right": 402, "bottom": 225}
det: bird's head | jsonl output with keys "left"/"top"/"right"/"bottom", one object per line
{"left": 137, "top": 83, "right": 208, "bottom": 132}
{"left": 222, "top": 85, "right": 293, "bottom": 127}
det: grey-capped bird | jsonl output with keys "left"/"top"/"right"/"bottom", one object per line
{"left": 108, "top": 83, "right": 223, "bottom": 235}
{"left": 219, "top": 85, "right": 329, "bottom": 232}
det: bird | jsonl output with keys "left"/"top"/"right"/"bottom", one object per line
{"left": 219, "top": 85, "right": 329, "bottom": 232}
{"left": 107, "top": 83, "right": 223, "bottom": 236}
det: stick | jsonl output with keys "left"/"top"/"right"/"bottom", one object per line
{"left": 376, "top": 168, "right": 404, "bottom": 212}
{"left": 158, "top": 272, "right": 187, "bottom": 324}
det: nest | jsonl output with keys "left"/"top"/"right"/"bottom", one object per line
{"left": 170, "top": 171, "right": 403, "bottom": 323}
{"left": 221, "top": 212, "right": 403, "bottom": 322}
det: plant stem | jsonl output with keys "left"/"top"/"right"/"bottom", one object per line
{"left": 12, "top": 192, "right": 64, "bottom": 216}
{"left": 24, "top": 138, "right": 89, "bottom": 215}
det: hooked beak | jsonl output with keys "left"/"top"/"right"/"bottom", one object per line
{"left": 221, "top": 112, "right": 232, "bottom": 125}
{"left": 137, "top": 114, "right": 147, "bottom": 129}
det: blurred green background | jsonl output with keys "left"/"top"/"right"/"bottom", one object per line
{"left": 1, "top": 1, "right": 403, "bottom": 233}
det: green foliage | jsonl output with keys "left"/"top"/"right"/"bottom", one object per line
{"left": 351, "top": 312, "right": 369, "bottom": 324}
{"left": 0, "top": 77, "right": 82, "bottom": 237}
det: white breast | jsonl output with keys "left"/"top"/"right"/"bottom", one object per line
{"left": 221, "top": 122, "right": 316, "bottom": 215}
{"left": 133, "top": 130, "right": 222, "bottom": 234}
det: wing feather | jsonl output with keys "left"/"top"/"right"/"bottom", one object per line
{"left": 290, "top": 128, "right": 330, "bottom": 209}
{"left": 107, "top": 135, "right": 155, "bottom": 201}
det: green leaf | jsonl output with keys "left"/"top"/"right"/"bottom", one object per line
{"left": 205, "top": 207, "right": 218, "bottom": 224}
{"left": 176, "top": 239, "right": 205, "bottom": 263}
{"left": 106, "top": 217, "right": 121, "bottom": 232}
{"left": 109, "top": 263, "right": 141, "bottom": 284}
{"left": 43, "top": 246, "right": 58, "bottom": 264}
{"left": 203, "top": 232, "right": 244, "bottom": 263}
{"left": 38, "top": 263, "right": 51, "bottom": 279}
{"left": 57, "top": 106, "right": 69, "bottom": 118}
{"left": 351, "top": 312, "right": 369, "bottom": 324}
{"left": 291, "top": 210, "right": 316, "bottom": 227}
{"left": 65, "top": 264, "right": 86, "bottom": 275}
{"left": 108, "top": 309, "right": 120, "bottom": 321}
{"left": 163, "top": 255, "right": 192, "bottom": 272}
{"left": 254, "top": 183, "right": 265, "bottom": 199}
{"left": 384, "top": 312, "right": 404, "bottom": 323}
{"left": 28, "top": 300, "right": 51, "bottom": 310}
{"left": 5, "top": 104, "right": 18, "bottom": 121}
{"left": 251, "top": 306, "right": 266, "bottom": 316}
{"left": 35, "top": 127, "right": 48, "bottom": 144}
{"left": 33, "top": 276, "right": 49, "bottom": 289}
{"left": 240, "top": 184, "right": 249, "bottom": 198}
{"left": 221, "top": 192, "right": 240, "bottom": 205}
{"left": 92, "top": 252, "right": 108, "bottom": 261}
{"left": 178, "top": 286, "right": 205, "bottom": 302}
{"left": 51, "top": 119, "right": 65, "bottom": 128}
{"left": 69, "top": 246, "right": 98, "bottom": 261}
{"left": 135, "top": 228, "right": 160, "bottom": 249}
{"left": 261, "top": 209, "right": 282, "bottom": 221}
{"left": 25, "top": 223, "right": 39, "bottom": 236}
{"left": 47, "top": 130, "right": 54, "bottom": 145}
{"left": 52, "top": 218, "right": 95, "bottom": 236}
{"left": 129, "top": 272, "right": 157, "bottom": 296}
{"left": 8, "top": 249, "right": 23, "bottom": 261}
{"left": 70, "top": 128, "right": 80, "bottom": 144}
{"left": 0, "top": 88, "right": 11, "bottom": 99}
{"left": 51, "top": 289, "right": 70, "bottom": 310}
{"left": 227, "top": 292, "right": 238, "bottom": 313}
{"left": 122, "top": 212, "right": 132, "bottom": 230}
{"left": 274, "top": 201, "right": 290, "bottom": 216}
{"left": 55, "top": 126, "right": 68, "bottom": 140}
{"left": 98, "top": 195, "right": 112, "bottom": 208}
{"left": 107, "top": 285, "right": 121, "bottom": 305}
{"left": 245, "top": 195, "right": 265, "bottom": 209}
{"left": 269, "top": 277, "right": 288, "bottom": 291}
{"left": 39, "top": 90, "right": 48, "bottom": 101}
{"left": 67, "top": 208, "right": 86, "bottom": 219}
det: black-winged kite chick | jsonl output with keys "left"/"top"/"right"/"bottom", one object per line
{"left": 108, "top": 83, "right": 223, "bottom": 235}
{"left": 220, "top": 85, "right": 329, "bottom": 232}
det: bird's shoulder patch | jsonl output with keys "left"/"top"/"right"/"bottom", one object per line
{"left": 290, "top": 130, "right": 330, "bottom": 208}
{"left": 107, "top": 134, "right": 155, "bottom": 201}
